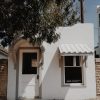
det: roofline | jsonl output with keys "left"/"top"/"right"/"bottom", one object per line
{"left": 0, "top": 47, "right": 8, "bottom": 56}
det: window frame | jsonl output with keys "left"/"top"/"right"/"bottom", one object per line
{"left": 19, "top": 48, "right": 40, "bottom": 75}
{"left": 63, "top": 56, "right": 85, "bottom": 86}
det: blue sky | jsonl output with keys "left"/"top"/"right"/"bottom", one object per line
{"left": 84, "top": 0, "right": 100, "bottom": 46}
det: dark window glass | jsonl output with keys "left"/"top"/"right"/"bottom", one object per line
{"left": 22, "top": 53, "right": 37, "bottom": 74}
{"left": 99, "top": 14, "right": 100, "bottom": 27}
{"left": 76, "top": 56, "right": 80, "bottom": 66}
{"left": 65, "top": 67, "right": 82, "bottom": 83}
{"left": 65, "top": 56, "right": 73, "bottom": 66}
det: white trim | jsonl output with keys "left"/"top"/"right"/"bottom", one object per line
{"left": 73, "top": 56, "right": 76, "bottom": 66}
{"left": 21, "top": 49, "right": 39, "bottom": 75}
{"left": 60, "top": 53, "right": 93, "bottom": 56}
{"left": 18, "top": 48, "right": 40, "bottom": 98}
{"left": 64, "top": 66, "right": 82, "bottom": 67}
{"left": 63, "top": 56, "right": 86, "bottom": 87}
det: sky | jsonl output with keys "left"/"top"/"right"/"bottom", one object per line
{"left": 84, "top": 0, "right": 100, "bottom": 46}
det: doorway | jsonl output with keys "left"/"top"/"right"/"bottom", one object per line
{"left": 18, "top": 49, "right": 40, "bottom": 99}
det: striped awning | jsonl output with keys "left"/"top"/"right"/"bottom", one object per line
{"left": 59, "top": 44, "right": 93, "bottom": 56}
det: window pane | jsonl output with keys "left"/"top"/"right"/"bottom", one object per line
{"left": 65, "top": 56, "right": 73, "bottom": 66}
{"left": 22, "top": 53, "right": 37, "bottom": 74}
{"left": 65, "top": 67, "right": 82, "bottom": 83}
{"left": 99, "top": 14, "right": 100, "bottom": 27}
{"left": 76, "top": 56, "right": 80, "bottom": 66}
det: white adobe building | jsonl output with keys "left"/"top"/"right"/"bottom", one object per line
{"left": 4, "top": 23, "right": 96, "bottom": 100}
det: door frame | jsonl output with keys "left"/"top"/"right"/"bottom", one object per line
{"left": 16, "top": 47, "right": 40, "bottom": 99}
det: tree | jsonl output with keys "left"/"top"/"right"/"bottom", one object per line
{"left": 0, "top": 0, "right": 79, "bottom": 47}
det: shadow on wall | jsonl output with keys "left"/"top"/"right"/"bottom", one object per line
{"left": 9, "top": 39, "right": 70, "bottom": 99}
{"left": 18, "top": 75, "right": 39, "bottom": 99}
{"left": 39, "top": 49, "right": 70, "bottom": 100}
{"left": 16, "top": 47, "right": 96, "bottom": 100}
{"left": 17, "top": 48, "right": 70, "bottom": 100}
{"left": 17, "top": 47, "right": 88, "bottom": 100}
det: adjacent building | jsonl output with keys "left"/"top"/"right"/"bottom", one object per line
{"left": 0, "top": 47, "right": 8, "bottom": 100}
{"left": 95, "top": 5, "right": 100, "bottom": 57}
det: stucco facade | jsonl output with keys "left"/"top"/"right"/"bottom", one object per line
{"left": 7, "top": 23, "right": 96, "bottom": 100}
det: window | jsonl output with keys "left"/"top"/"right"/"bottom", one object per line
{"left": 99, "top": 14, "right": 100, "bottom": 27}
{"left": 64, "top": 56, "right": 83, "bottom": 84}
{"left": 22, "top": 52, "right": 38, "bottom": 74}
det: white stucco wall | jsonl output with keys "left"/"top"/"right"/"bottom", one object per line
{"left": 0, "top": 54, "right": 7, "bottom": 59}
{"left": 7, "top": 52, "right": 16, "bottom": 100}
{"left": 41, "top": 23, "right": 96, "bottom": 100}
{"left": 7, "top": 40, "right": 40, "bottom": 100}
{"left": 7, "top": 23, "right": 96, "bottom": 100}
